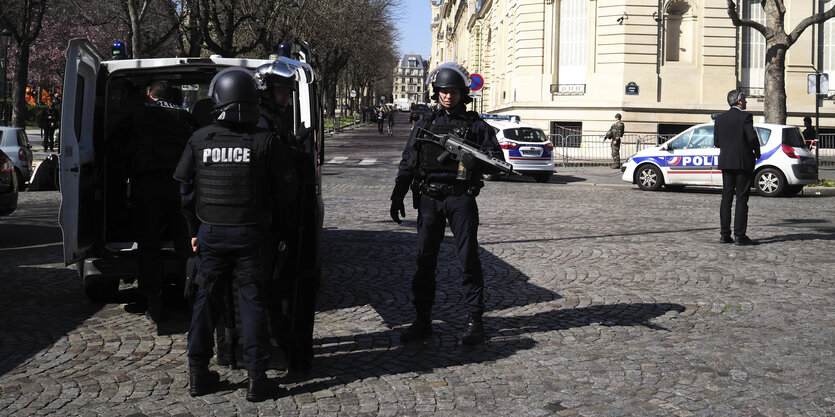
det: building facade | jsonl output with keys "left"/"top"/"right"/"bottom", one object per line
{"left": 429, "top": 0, "right": 835, "bottom": 136}
{"left": 392, "top": 53, "right": 430, "bottom": 105}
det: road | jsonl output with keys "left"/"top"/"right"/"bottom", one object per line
{"left": 1, "top": 113, "right": 834, "bottom": 416}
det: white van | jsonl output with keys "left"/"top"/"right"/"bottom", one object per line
{"left": 59, "top": 39, "right": 324, "bottom": 302}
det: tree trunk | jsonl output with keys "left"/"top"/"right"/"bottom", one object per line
{"left": 763, "top": 42, "right": 788, "bottom": 124}
{"left": 11, "top": 45, "right": 30, "bottom": 128}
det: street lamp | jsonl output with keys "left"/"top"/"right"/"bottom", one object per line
{"left": 0, "top": 28, "right": 12, "bottom": 125}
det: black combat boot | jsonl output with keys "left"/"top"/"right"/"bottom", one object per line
{"left": 460, "top": 314, "right": 484, "bottom": 345}
{"left": 145, "top": 289, "right": 165, "bottom": 324}
{"left": 246, "top": 371, "right": 270, "bottom": 402}
{"left": 189, "top": 366, "right": 220, "bottom": 397}
{"left": 400, "top": 310, "right": 432, "bottom": 343}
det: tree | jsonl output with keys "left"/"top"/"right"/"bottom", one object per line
{"left": 726, "top": 1, "right": 835, "bottom": 124}
{"left": 1, "top": 0, "right": 49, "bottom": 127}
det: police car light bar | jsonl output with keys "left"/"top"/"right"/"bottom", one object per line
{"left": 480, "top": 113, "right": 521, "bottom": 123}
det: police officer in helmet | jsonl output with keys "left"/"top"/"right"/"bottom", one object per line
{"left": 174, "top": 67, "right": 298, "bottom": 401}
{"left": 390, "top": 62, "right": 502, "bottom": 345}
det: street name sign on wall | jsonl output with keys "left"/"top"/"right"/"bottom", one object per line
{"left": 625, "top": 82, "right": 639, "bottom": 95}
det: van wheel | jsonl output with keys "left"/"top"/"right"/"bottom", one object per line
{"left": 636, "top": 165, "right": 663, "bottom": 191}
{"left": 84, "top": 280, "right": 119, "bottom": 303}
{"left": 755, "top": 168, "right": 785, "bottom": 197}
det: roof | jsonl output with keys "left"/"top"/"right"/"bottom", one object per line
{"left": 102, "top": 56, "right": 272, "bottom": 72}
{"left": 399, "top": 53, "right": 427, "bottom": 69}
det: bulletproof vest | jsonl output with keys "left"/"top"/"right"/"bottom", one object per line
{"left": 419, "top": 114, "right": 471, "bottom": 175}
{"left": 132, "top": 103, "right": 193, "bottom": 175}
{"left": 191, "top": 125, "right": 272, "bottom": 226}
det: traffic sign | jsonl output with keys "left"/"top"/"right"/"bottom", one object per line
{"left": 470, "top": 73, "right": 484, "bottom": 91}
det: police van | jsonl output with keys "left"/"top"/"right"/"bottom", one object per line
{"left": 621, "top": 121, "right": 818, "bottom": 196}
{"left": 59, "top": 39, "right": 324, "bottom": 306}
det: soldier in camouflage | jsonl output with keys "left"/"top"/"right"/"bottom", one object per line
{"left": 604, "top": 113, "right": 624, "bottom": 169}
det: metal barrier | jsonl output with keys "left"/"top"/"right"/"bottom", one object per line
{"left": 813, "top": 134, "right": 835, "bottom": 166}
{"left": 547, "top": 134, "right": 660, "bottom": 166}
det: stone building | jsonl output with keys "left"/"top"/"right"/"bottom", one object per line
{"left": 429, "top": 0, "right": 835, "bottom": 137}
{"left": 392, "top": 53, "right": 430, "bottom": 105}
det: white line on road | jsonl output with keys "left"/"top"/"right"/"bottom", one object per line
{"left": 359, "top": 159, "right": 377, "bottom": 165}
{"left": 328, "top": 157, "right": 348, "bottom": 164}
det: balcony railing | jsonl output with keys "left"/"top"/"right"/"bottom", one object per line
{"left": 550, "top": 84, "right": 586, "bottom": 95}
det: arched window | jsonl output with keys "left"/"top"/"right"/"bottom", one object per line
{"left": 664, "top": 1, "right": 694, "bottom": 63}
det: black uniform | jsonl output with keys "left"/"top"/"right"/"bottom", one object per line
{"left": 129, "top": 99, "right": 195, "bottom": 311}
{"left": 393, "top": 106, "right": 501, "bottom": 327}
{"left": 175, "top": 121, "right": 298, "bottom": 376}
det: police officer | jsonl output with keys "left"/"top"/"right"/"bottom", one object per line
{"left": 128, "top": 79, "right": 195, "bottom": 324}
{"left": 604, "top": 113, "right": 624, "bottom": 169}
{"left": 390, "top": 62, "right": 502, "bottom": 345}
{"left": 174, "top": 67, "right": 298, "bottom": 401}
{"left": 254, "top": 54, "right": 317, "bottom": 372}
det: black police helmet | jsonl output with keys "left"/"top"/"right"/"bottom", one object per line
{"left": 208, "top": 67, "right": 259, "bottom": 125}
{"left": 432, "top": 67, "right": 469, "bottom": 89}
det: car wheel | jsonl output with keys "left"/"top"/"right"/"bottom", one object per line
{"left": 533, "top": 173, "right": 552, "bottom": 183}
{"left": 755, "top": 168, "right": 785, "bottom": 197}
{"left": 635, "top": 164, "right": 663, "bottom": 191}
{"left": 783, "top": 184, "right": 805, "bottom": 196}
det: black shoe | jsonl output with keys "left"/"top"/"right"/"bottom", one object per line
{"left": 719, "top": 235, "right": 734, "bottom": 244}
{"left": 734, "top": 235, "right": 757, "bottom": 246}
{"left": 460, "top": 315, "right": 484, "bottom": 345}
{"left": 400, "top": 319, "right": 433, "bottom": 343}
{"left": 246, "top": 372, "right": 270, "bottom": 402}
{"left": 189, "top": 367, "right": 220, "bottom": 397}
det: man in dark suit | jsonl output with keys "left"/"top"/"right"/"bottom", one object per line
{"left": 714, "top": 89, "right": 761, "bottom": 246}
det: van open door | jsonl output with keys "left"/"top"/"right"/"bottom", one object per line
{"left": 59, "top": 39, "right": 103, "bottom": 265}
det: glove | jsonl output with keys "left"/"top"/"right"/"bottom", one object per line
{"left": 295, "top": 125, "right": 315, "bottom": 143}
{"left": 390, "top": 199, "right": 405, "bottom": 224}
{"left": 390, "top": 180, "right": 410, "bottom": 224}
{"left": 461, "top": 153, "right": 478, "bottom": 170}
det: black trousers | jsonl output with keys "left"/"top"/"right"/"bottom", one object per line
{"left": 133, "top": 178, "right": 190, "bottom": 295}
{"left": 188, "top": 224, "right": 271, "bottom": 373}
{"left": 720, "top": 169, "right": 753, "bottom": 237}
{"left": 413, "top": 192, "right": 484, "bottom": 318}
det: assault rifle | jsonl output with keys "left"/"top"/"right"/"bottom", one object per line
{"left": 415, "top": 127, "right": 519, "bottom": 176}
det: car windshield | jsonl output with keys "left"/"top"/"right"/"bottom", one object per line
{"left": 781, "top": 127, "right": 806, "bottom": 148}
{"left": 502, "top": 127, "right": 547, "bottom": 143}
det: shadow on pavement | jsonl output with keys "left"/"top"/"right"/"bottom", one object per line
{"left": 282, "top": 228, "right": 684, "bottom": 393}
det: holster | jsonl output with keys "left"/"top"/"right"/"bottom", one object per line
{"left": 410, "top": 180, "right": 422, "bottom": 209}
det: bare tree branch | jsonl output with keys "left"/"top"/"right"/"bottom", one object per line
{"left": 788, "top": 5, "right": 835, "bottom": 46}
{"left": 726, "top": 0, "right": 767, "bottom": 37}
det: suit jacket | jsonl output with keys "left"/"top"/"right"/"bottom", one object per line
{"left": 714, "top": 107, "right": 761, "bottom": 171}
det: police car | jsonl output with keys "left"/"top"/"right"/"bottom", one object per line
{"left": 59, "top": 39, "right": 324, "bottom": 302}
{"left": 621, "top": 121, "right": 818, "bottom": 196}
{"left": 482, "top": 114, "right": 554, "bottom": 183}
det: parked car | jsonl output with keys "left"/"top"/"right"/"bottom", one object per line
{"left": 409, "top": 104, "right": 431, "bottom": 125}
{"left": 0, "top": 149, "right": 19, "bottom": 216}
{"left": 482, "top": 115, "right": 554, "bottom": 183}
{"left": 621, "top": 121, "right": 818, "bottom": 196}
{"left": 0, "top": 126, "right": 34, "bottom": 189}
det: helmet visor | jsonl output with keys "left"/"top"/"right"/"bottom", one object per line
{"left": 426, "top": 62, "right": 471, "bottom": 88}
{"left": 254, "top": 57, "right": 315, "bottom": 90}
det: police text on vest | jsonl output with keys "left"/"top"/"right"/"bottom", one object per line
{"left": 203, "top": 147, "right": 251, "bottom": 164}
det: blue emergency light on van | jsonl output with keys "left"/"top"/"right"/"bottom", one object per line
{"left": 111, "top": 41, "right": 126, "bottom": 60}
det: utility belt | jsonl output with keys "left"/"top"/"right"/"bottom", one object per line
{"left": 419, "top": 181, "right": 476, "bottom": 198}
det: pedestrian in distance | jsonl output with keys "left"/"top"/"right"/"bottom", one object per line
{"left": 604, "top": 113, "right": 624, "bottom": 169}
{"left": 390, "top": 62, "right": 503, "bottom": 346}
{"left": 175, "top": 67, "right": 299, "bottom": 402}
{"left": 802, "top": 116, "right": 817, "bottom": 148}
{"left": 387, "top": 105, "right": 396, "bottom": 136}
{"left": 714, "top": 89, "right": 761, "bottom": 246}
{"left": 377, "top": 107, "right": 385, "bottom": 135}
{"left": 38, "top": 104, "right": 59, "bottom": 152}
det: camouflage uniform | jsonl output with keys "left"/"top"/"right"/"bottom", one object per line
{"left": 606, "top": 117, "right": 624, "bottom": 168}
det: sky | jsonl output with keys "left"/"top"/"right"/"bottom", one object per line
{"left": 395, "top": 1, "right": 432, "bottom": 60}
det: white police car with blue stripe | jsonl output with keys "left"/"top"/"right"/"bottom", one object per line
{"left": 621, "top": 122, "right": 818, "bottom": 197}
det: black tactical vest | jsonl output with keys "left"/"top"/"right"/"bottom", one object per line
{"left": 132, "top": 103, "right": 193, "bottom": 175}
{"left": 190, "top": 125, "right": 272, "bottom": 226}
{"left": 419, "top": 115, "right": 471, "bottom": 175}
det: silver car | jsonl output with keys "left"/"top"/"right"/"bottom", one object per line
{"left": 0, "top": 126, "right": 34, "bottom": 189}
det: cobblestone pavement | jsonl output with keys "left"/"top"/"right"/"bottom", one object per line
{"left": 1, "top": 119, "right": 833, "bottom": 416}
